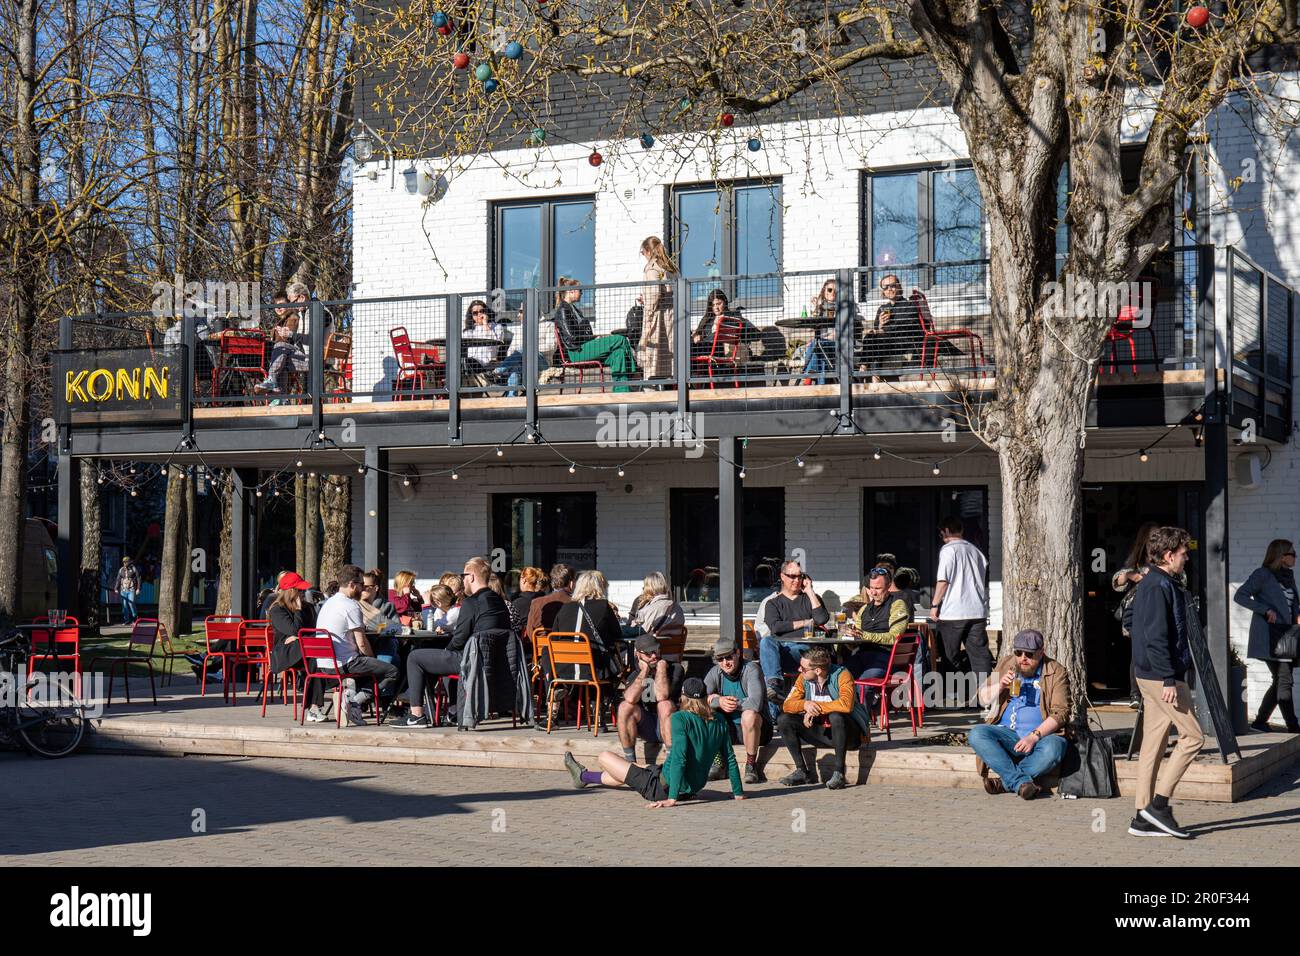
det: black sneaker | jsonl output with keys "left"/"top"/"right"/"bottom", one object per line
{"left": 707, "top": 754, "right": 727, "bottom": 781}
{"left": 825, "top": 771, "right": 847, "bottom": 790}
{"left": 744, "top": 764, "right": 764, "bottom": 785}
{"left": 1139, "top": 803, "right": 1192, "bottom": 839}
{"left": 563, "top": 751, "right": 588, "bottom": 790}
{"left": 779, "top": 767, "right": 809, "bottom": 787}
{"left": 765, "top": 680, "right": 784, "bottom": 704}
{"left": 1127, "top": 815, "right": 1172, "bottom": 837}
{"left": 401, "top": 713, "right": 430, "bottom": 728}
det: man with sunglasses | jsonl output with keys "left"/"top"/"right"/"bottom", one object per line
{"left": 969, "top": 629, "right": 1072, "bottom": 800}
{"left": 704, "top": 637, "right": 771, "bottom": 783}
{"left": 845, "top": 568, "right": 911, "bottom": 706}
{"left": 760, "top": 560, "right": 829, "bottom": 720}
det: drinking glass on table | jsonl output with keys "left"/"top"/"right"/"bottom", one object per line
{"left": 803, "top": 625, "right": 815, "bottom": 641}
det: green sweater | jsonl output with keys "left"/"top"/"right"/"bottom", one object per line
{"left": 662, "top": 710, "right": 743, "bottom": 800}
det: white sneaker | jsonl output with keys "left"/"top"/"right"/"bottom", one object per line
{"left": 305, "top": 707, "right": 329, "bottom": 723}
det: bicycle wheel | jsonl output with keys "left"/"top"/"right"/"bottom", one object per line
{"left": 17, "top": 678, "right": 87, "bottom": 758}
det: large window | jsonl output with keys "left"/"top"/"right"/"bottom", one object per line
{"left": 491, "top": 493, "right": 597, "bottom": 575}
{"left": 864, "top": 165, "right": 984, "bottom": 289}
{"left": 670, "top": 180, "right": 782, "bottom": 308}
{"left": 669, "top": 488, "right": 785, "bottom": 602}
{"left": 493, "top": 197, "right": 595, "bottom": 299}
{"left": 862, "top": 486, "right": 989, "bottom": 607}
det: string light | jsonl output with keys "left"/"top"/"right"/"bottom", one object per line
{"left": 1139, "top": 449, "right": 1149, "bottom": 462}
{"left": 873, "top": 448, "right": 881, "bottom": 460}
{"left": 568, "top": 463, "right": 576, "bottom": 474}
{"left": 295, "top": 459, "right": 304, "bottom": 468}
{"left": 796, "top": 457, "right": 805, "bottom": 468}
{"left": 451, "top": 470, "right": 459, "bottom": 480}
{"left": 932, "top": 463, "right": 941, "bottom": 476}
{"left": 738, "top": 468, "right": 746, "bottom": 479}
{"left": 357, "top": 464, "right": 366, "bottom": 474}
{"left": 402, "top": 476, "right": 411, "bottom": 486}
{"left": 617, "top": 466, "right": 625, "bottom": 477}
{"left": 495, "top": 446, "right": 503, "bottom": 457}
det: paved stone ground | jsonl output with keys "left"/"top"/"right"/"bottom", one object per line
{"left": 2, "top": 751, "right": 1298, "bottom": 866}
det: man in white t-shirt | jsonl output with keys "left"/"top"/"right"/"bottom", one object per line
{"left": 929, "top": 516, "right": 992, "bottom": 688}
{"left": 315, "top": 564, "right": 400, "bottom": 718}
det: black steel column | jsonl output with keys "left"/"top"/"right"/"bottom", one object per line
{"left": 718, "top": 435, "right": 743, "bottom": 646}
{"left": 56, "top": 455, "right": 82, "bottom": 617}
{"left": 836, "top": 267, "right": 853, "bottom": 420}
{"left": 229, "top": 468, "right": 259, "bottom": 618}
{"left": 447, "top": 295, "right": 461, "bottom": 444}
{"left": 1199, "top": 242, "right": 1230, "bottom": 728}
{"left": 309, "top": 298, "right": 324, "bottom": 434}
{"left": 524, "top": 287, "right": 539, "bottom": 435}
{"left": 675, "top": 274, "right": 692, "bottom": 422}
{"left": 364, "top": 446, "right": 389, "bottom": 581}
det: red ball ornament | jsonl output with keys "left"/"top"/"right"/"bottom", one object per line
{"left": 1185, "top": 5, "right": 1209, "bottom": 27}
{"left": 588, "top": 151, "right": 603, "bottom": 167}
{"left": 721, "top": 113, "right": 735, "bottom": 127}
{"left": 453, "top": 52, "right": 469, "bottom": 69}
{"left": 437, "top": 23, "right": 452, "bottom": 35}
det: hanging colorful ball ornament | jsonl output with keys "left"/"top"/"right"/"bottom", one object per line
{"left": 588, "top": 150, "right": 603, "bottom": 167}
{"left": 453, "top": 52, "right": 469, "bottom": 69}
{"left": 437, "top": 23, "right": 452, "bottom": 35}
{"left": 504, "top": 41, "right": 524, "bottom": 59}
{"left": 746, "top": 137, "right": 762, "bottom": 152}
{"left": 432, "top": 11, "right": 449, "bottom": 27}
{"left": 721, "top": 112, "right": 735, "bottom": 127}
{"left": 483, "top": 78, "right": 499, "bottom": 93}
{"left": 1185, "top": 5, "right": 1209, "bottom": 27}
{"left": 528, "top": 127, "right": 546, "bottom": 145}
{"left": 678, "top": 96, "right": 692, "bottom": 113}
{"left": 639, "top": 133, "right": 655, "bottom": 149}
{"left": 475, "top": 62, "right": 493, "bottom": 81}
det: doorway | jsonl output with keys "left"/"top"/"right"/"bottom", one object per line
{"left": 1081, "top": 483, "right": 1203, "bottom": 697}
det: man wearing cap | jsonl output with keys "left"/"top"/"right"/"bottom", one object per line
{"left": 616, "top": 634, "right": 686, "bottom": 765}
{"left": 563, "top": 678, "right": 745, "bottom": 807}
{"left": 969, "top": 629, "right": 1072, "bottom": 800}
{"left": 704, "top": 637, "right": 771, "bottom": 784}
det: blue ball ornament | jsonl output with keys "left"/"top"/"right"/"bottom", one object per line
{"left": 475, "top": 62, "right": 493, "bottom": 81}
{"left": 504, "top": 41, "right": 524, "bottom": 59}
{"left": 483, "top": 78, "right": 499, "bottom": 93}
{"left": 639, "top": 133, "right": 655, "bottom": 149}
{"left": 432, "top": 11, "right": 449, "bottom": 27}
{"left": 747, "top": 137, "right": 762, "bottom": 152}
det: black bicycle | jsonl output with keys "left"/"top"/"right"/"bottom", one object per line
{"left": 0, "top": 629, "right": 87, "bottom": 758}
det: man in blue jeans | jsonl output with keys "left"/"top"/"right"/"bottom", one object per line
{"left": 968, "top": 629, "right": 1072, "bottom": 800}
{"left": 116, "top": 557, "right": 140, "bottom": 624}
{"left": 760, "top": 560, "right": 828, "bottom": 722}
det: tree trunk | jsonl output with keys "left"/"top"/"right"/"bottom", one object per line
{"left": 216, "top": 472, "right": 234, "bottom": 615}
{"left": 295, "top": 474, "right": 306, "bottom": 575}
{"left": 180, "top": 468, "right": 196, "bottom": 627}
{"left": 157, "top": 465, "right": 186, "bottom": 641}
{"left": 78, "top": 464, "right": 102, "bottom": 626}
{"left": 318, "top": 475, "right": 350, "bottom": 586}
{"left": 304, "top": 474, "right": 320, "bottom": 584}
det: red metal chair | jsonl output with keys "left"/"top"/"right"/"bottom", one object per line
{"left": 390, "top": 326, "right": 442, "bottom": 398}
{"left": 29, "top": 615, "right": 82, "bottom": 699}
{"left": 853, "top": 630, "right": 923, "bottom": 740}
{"left": 201, "top": 615, "right": 244, "bottom": 701}
{"left": 90, "top": 618, "right": 159, "bottom": 708}
{"left": 1104, "top": 275, "right": 1159, "bottom": 374}
{"left": 211, "top": 330, "right": 268, "bottom": 398}
{"left": 691, "top": 315, "right": 744, "bottom": 388}
{"left": 296, "top": 629, "right": 385, "bottom": 727}
{"left": 912, "top": 290, "right": 987, "bottom": 378}
{"left": 551, "top": 325, "right": 611, "bottom": 393}
{"left": 234, "top": 619, "right": 272, "bottom": 709}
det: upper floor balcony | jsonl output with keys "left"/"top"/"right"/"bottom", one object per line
{"left": 55, "top": 245, "right": 1293, "bottom": 456}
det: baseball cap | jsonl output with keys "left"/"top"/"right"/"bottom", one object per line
{"left": 681, "top": 677, "right": 707, "bottom": 701}
{"left": 634, "top": 634, "right": 661, "bottom": 654}
{"left": 278, "top": 571, "right": 313, "bottom": 591}
{"left": 1012, "top": 629, "right": 1044, "bottom": 652}
{"left": 711, "top": 637, "right": 739, "bottom": 660}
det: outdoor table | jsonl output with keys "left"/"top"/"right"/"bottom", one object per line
{"left": 422, "top": 336, "right": 504, "bottom": 349}
{"left": 775, "top": 317, "right": 835, "bottom": 332}
{"left": 370, "top": 629, "right": 452, "bottom": 649}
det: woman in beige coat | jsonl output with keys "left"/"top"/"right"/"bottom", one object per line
{"left": 638, "top": 236, "right": 677, "bottom": 381}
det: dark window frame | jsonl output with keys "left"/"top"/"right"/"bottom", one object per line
{"left": 667, "top": 178, "right": 783, "bottom": 308}
{"left": 490, "top": 491, "right": 599, "bottom": 575}
{"left": 489, "top": 195, "right": 597, "bottom": 299}
{"left": 860, "top": 162, "right": 986, "bottom": 277}
{"left": 668, "top": 486, "right": 786, "bottom": 602}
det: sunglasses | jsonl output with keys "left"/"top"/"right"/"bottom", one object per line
{"left": 470, "top": 309, "right": 487, "bottom": 315}
{"left": 1286, "top": 552, "right": 1297, "bottom": 557}
{"left": 881, "top": 283, "right": 901, "bottom": 290}
{"left": 782, "top": 572, "right": 802, "bottom": 580}
{"left": 868, "top": 567, "right": 891, "bottom": 576}
{"left": 1013, "top": 649, "right": 1037, "bottom": 658}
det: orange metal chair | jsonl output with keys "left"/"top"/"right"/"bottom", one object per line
{"left": 151, "top": 620, "right": 185, "bottom": 687}
{"left": 544, "top": 632, "right": 614, "bottom": 736}
{"left": 654, "top": 625, "right": 688, "bottom": 662}
{"left": 740, "top": 621, "right": 759, "bottom": 660}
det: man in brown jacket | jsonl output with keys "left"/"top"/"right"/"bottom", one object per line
{"left": 525, "top": 564, "right": 574, "bottom": 638}
{"left": 969, "top": 629, "right": 1072, "bottom": 799}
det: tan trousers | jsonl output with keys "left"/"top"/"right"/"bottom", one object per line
{"left": 1134, "top": 677, "right": 1205, "bottom": 810}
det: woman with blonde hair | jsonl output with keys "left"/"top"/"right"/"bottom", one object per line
{"left": 638, "top": 236, "right": 677, "bottom": 382}
{"left": 551, "top": 569, "right": 623, "bottom": 681}
{"left": 624, "top": 571, "right": 685, "bottom": 637}
{"left": 388, "top": 570, "right": 424, "bottom": 625}
{"left": 548, "top": 277, "right": 638, "bottom": 391}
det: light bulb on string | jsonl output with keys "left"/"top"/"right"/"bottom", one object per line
{"left": 932, "top": 463, "right": 942, "bottom": 476}
{"left": 451, "top": 470, "right": 460, "bottom": 480}
{"left": 129, "top": 487, "right": 138, "bottom": 497}
{"left": 568, "top": 463, "right": 576, "bottom": 475}
{"left": 796, "top": 457, "right": 805, "bottom": 468}
{"left": 1139, "top": 449, "right": 1149, "bottom": 462}
{"left": 873, "top": 448, "right": 882, "bottom": 461}
{"left": 617, "top": 467, "right": 625, "bottom": 477}
{"left": 402, "top": 476, "right": 411, "bottom": 487}
{"left": 295, "top": 459, "right": 304, "bottom": 468}
{"left": 738, "top": 468, "right": 746, "bottom": 479}
{"left": 495, "top": 446, "right": 503, "bottom": 458}
{"left": 357, "top": 464, "right": 366, "bottom": 474}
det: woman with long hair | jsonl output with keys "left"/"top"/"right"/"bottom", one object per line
{"left": 562, "top": 677, "right": 745, "bottom": 806}
{"left": 267, "top": 580, "right": 327, "bottom": 722}
{"left": 512, "top": 567, "right": 548, "bottom": 641}
{"left": 625, "top": 571, "right": 685, "bottom": 637}
{"left": 551, "top": 569, "right": 623, "bottom": 681}
{"left": 638, "top": 236, "right": 678, "bottom": 381}
{"left": 1235, "top": 539, "right": 1300, "bottom": 732}
{"left": 388, "top": 569, "right": 424, "bottom": 624}
{"left": 548, "top": 277, "right": 638, "bottom": 391}
{"left": 461, "top": 299, "right": 509, "bottom": 382}
{"left": 1113, "top": 521, "right": 1159, "bottom": 708}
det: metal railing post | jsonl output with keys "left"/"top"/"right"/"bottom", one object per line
{"left": 836, "top": 267, "right": 853, "bottom": 423}
{"left": 310, "top": 298, "right": 324, "bottom": 434}
{"left": 524, "top": 287, "right": 539, "bottom": 435}
{"left": 675, "top": 274, "right": 691, "bottom": 425}
{"left": 447, "top": 294, "right": 462, "bottom": 443}
{"left": 181, "top": 309, "right": 196, "bottom": 446}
